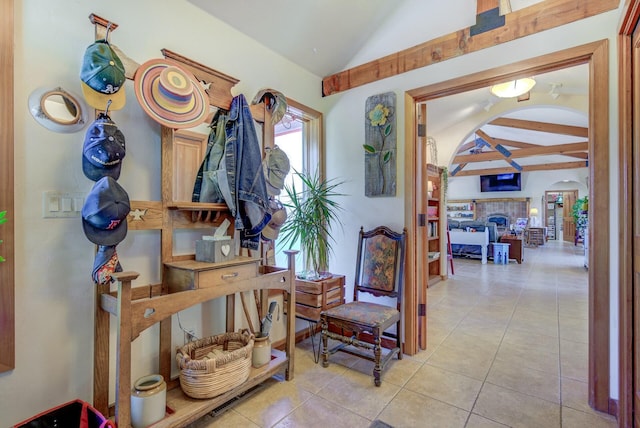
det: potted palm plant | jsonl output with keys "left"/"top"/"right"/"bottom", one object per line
{"left": 278, "top": 169, "right": 345, "bottom": 280}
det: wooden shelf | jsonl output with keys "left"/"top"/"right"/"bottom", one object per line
{"left": 425, "top": 163, "right": 446, "bottom": 285}
{"left": 154, "top": 350, "right": 288, "bottom": 427}
{"left": 166, "top": 202, "right": 229, "bottom": 211}
{"left": 99, "top": 255, "right": 297, "bottom": 428}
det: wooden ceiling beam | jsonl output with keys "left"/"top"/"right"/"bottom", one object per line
{"left": 488, "top": 117, "right": 588, "bottom": 137}
{"left": 452, "top": 161, "right": 588, "bottom": 177}
{"left": 453, "top": 141, "right": 588, "bottom": 163}
{"left": 456, "top": 135, "right": 588, "bottom": 159}
{"left": 481, "top": 136, "right": 589, "bottom": 159}
{"left": 321, "top": 0, "right": 619, "bottom": 96}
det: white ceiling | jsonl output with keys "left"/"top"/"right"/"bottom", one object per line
{"left": 188, "top": 0, "right": 547, "bottom": 78}
{"left": 188, "top": 0, "right": 405, "bottom": 77}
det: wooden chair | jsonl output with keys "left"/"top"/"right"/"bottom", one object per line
{"left": 320, "top": 226, "right": 407, "bottom": 386}
{"left": 446, "top": 230, "right": 455, "bottom": 275}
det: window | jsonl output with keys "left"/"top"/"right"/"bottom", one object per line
{"left": 272, "top": 100, "right": 323, "bottom": 272}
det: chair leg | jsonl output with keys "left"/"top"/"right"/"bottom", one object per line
{"left": 373, "top": 334, "right": 382, "bottom": 387}
{"left": 321, "top": 318, "right": 329, "bottom": 368}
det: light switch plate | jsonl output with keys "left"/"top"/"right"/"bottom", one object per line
{"left": 43, "top": 191, "right": 85, "bottom": 218}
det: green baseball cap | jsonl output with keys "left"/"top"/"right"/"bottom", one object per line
{"left": 80, "top": 39, "right": 126, "bottom": 110}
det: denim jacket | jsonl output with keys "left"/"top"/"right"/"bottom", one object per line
{"left": 192, "top": 111, "right": 227, "bottom": 204}
{"left": 218, "top": 94, "right": 270, "bottom": 249}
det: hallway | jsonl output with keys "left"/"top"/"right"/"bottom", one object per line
{"left": 188, "top": 240, "right": 616, "bottom": 427}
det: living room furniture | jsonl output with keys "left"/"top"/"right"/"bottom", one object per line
{"left": 446, "top": 230, "right": 455, "bottom": 275}
{"left": 447, "top": 199, "right": 476, "bottom": 220}
{"left": 449, "top": 228, "right": 489, "bottom": 264}
{"left": 426, "top": 164, "right": 446, "bottom": 285}
{"left": 499, "top": 235, "right": 524, "bottom": 264}
{"left": 289, "top": 275, "right": 346, "bottom": 363}
{"left": 320, "top": 226, "right": 407, "bottom": 387}
{"left": 526, "top": 227, "right": 546, "bottom": 246}
{"left": 492, "top": 242, "right": 510, "bottom": 264}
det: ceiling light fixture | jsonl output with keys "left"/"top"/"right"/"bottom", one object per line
{"left": 490, "top": 78, "right": 536, "bottom": 98}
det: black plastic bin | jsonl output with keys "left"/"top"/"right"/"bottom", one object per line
{"left": 14, "top": 399, "right": 115, "bottom": 428}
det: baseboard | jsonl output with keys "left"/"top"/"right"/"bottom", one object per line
{"left": 608, "top": 397, "right": 618, "bottom": 417}
{"left": 272, "top": 324, "right": 321, "bottom": 350}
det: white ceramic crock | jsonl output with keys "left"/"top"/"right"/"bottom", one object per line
{"left": 130, "top": 374, "right": 166, "bottom": 428}
{"left": 252, "top": 334, "right": 271, "bottom": 368}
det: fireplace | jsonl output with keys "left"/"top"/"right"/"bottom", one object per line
{"left": 487, "top": 213, "right": 510, "bottom": 229}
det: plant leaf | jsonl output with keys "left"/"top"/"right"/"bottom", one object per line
{"left": 363, "top": 144, "right": 376, "bottom": 153}
{"left": 383, "top": 151, "right": 391, "bottom": 163}
{"left": 384, "top": 124, "right": 392, "bottom": 137}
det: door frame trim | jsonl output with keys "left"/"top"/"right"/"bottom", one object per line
{"left": 617, "top": 0, "right": 640, "bottom": 425}
{"left": 403, "top": 39, "right": 611, "bottom": 412}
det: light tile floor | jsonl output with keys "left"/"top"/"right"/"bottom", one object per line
{"left": 188, "top": 240, "right": 617, "bottom": 427}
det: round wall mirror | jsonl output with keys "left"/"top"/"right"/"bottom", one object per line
{"left": 28, "top": 87, "right": 89, "bottom": 133}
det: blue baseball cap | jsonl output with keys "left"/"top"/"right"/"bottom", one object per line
{"left": 82, "top": 177, "right": 130, "bottom": 246}
{"left": 82, "top": 112, "right": 126, "bottom": 181}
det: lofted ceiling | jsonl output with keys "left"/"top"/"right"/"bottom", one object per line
{"left": 427, "top": 63, "right": 589, "bottom": 177}
{"left": 188, "top": 1, "right": 590, "bottom": 178}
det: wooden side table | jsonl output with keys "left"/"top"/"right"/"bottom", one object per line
{"left": 286, "top": 274, "right": 346, "bottom": 362}
{"left": 499, "top": 235, "right": 524, "bottom": 264}
{"left": 526, "top": 227, "right": 546, "bottom": 246}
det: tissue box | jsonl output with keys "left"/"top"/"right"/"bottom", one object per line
{"left": 195, "top": 238, "right": 234, "bottom": 263}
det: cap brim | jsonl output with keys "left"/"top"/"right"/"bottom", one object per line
{"left": 82, "top": 217, "right": 128, "bottom": 246}
{"left": 266, "top": 181, "right": 281, "bottom": 196}
{"left": 134, "top": 58, "right": 208, "bottom": 129}
{"left": 261, "top": 224, "right": 280, "bottom": 241}
{"left": 92, "top": 245, "right": 123, "bottom": 284}
{"left": 82, "top": 155, "right": 122, "bottom": 181}
{"left": 81, "top": 81, "right": 126, "bottom": 111}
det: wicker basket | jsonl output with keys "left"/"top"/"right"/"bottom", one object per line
{"left": 176, "top": 330, "right": 254, "bottom": 399}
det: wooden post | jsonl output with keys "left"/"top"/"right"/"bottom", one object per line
{"left": 113, "top": 271, "right": 140, "bottom": 427}
{"left": 284, "top": 251, "right": 297, "bottom": 380}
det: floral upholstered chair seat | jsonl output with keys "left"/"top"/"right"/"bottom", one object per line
{"left": 321, "top": 226, "right": 407, "bottom": 387}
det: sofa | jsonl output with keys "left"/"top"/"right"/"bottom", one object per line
{"left": 448, "top": 220, "right": 499, "bottom": 259}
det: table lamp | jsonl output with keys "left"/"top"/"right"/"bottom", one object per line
{"left": 427, "top": 180, "right": 434, "bottom": 198}
{"left": 530, "top": 207, "right": 539, "bottom": 227}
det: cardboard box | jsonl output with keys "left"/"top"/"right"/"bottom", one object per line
{"left": 195, "top": 238, "right": 234, "bottom": 263}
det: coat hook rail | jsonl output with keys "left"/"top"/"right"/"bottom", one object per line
{"left": 89, "top": 13, "right": 118, "bottom": 31}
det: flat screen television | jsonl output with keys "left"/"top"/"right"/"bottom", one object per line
{"left": 480, "top": 172, "right": 521, "bottom": 192}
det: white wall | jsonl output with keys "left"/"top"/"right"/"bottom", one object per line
{"left": 3, "top": 0, "right": 325, "bottom": 424}
{"left": 323, "top": 4, "right": 621, "bottom": 401}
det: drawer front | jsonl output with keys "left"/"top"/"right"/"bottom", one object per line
{"left": 296, "top": 286, "right": 344, "bottom": 308}
{"left": 197, "top": 263, "right": 257, "bottom": 288}
{"left": 294, "top": 299, "right": 344, "bottom": 323}
{"left": 296, "top": 275, "right": 345, "bottom": 294}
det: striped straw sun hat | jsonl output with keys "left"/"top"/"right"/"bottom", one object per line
{"left": 134, "top": 58, "right": 208, "bottom": 129}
